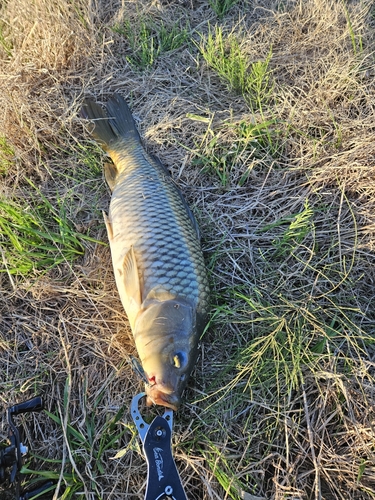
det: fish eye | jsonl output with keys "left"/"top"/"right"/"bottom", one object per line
{"left": 172, "top": 351, "right": 188, "bottom": 370}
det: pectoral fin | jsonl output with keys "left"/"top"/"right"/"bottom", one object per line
{"left": 120, "top": 246, "right": 142, "bottom": 329}
{"left": 103, "top": 211, "right": 113, "bottom": 241}
{"left": 104, "top": 161, "right": 118, "bottom": 191}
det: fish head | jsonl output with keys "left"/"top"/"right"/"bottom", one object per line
{"left": 143, "top": 345, "right": 194, "bottom": 410}
{"left": 133, "top": 298, "right": 199, "bottom": 411}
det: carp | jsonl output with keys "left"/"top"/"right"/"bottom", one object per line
{"left": 81, "top": 94, "right": 209, "bottom": 410}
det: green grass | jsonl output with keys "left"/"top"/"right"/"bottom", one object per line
{"left": 75, "top": 142, "right": 104, "bottom": 180}
{"left": 191, "top": 188, "right": 370, "bottom": 496}
{"left": 342, "top": 2, "right": 363, "bottom": 55}
{"left": 23, "top": 377, "right": 130, "bottom": 500}
{"left": 245, "top": 47, "right": 273, "bottom": 111}
{"left": 199, "top": 26, "right": 273, "bottom": 110}
{"left": 261, "top": 198, "right": 315, "bottom": 258}
{"left": 199, "top": 26, "right": 248, "bottom": 94}
{"left": 113, "top": 18, "right": 189, "bottom": 70}
{"left": 195, "top": 273, "right": 372, "bottom": 497}
{"left": 208, "top": 0, "right": 239, "bottom": 19}
{"left": 204, "top": 443, "right": 246, "bottom": 500}
{"left": 206, "top": 297, "right": 311, "bottom": 400}
{"left": 0, "top": 22, "right": 12, "bottom": 58}
{"left": 0, "top": 136, "right": 14, "bottom": 175}
{"left": 0, "top": 180, "right": 101, "bottom": 276}
{"left": 189, "top": 115, "right": 280, "bottom": 186}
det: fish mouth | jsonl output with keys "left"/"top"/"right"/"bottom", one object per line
{"left": 145, "top": 386, "right": 181, "bottom": 411}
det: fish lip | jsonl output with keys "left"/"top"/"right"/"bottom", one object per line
{"left": 146, "top": 387, "right": 181, "bottom": 411}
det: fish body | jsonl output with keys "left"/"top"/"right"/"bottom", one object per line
{"left": 81, "top": 94, "right": 209, "bottom": 410}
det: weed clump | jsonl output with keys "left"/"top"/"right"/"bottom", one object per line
{"left": 199, "top": 26, "right": 273, "bottom": 110}
{"left": 209, "top": 0, "right": 239, "bottom": 19}
{"left": 0, "top": 181, "right": 101, "bottom": 276}
{"left": 113, "top": 18, "right": 189, "bottom": 70}
{"left": 0, "top": 137, "right": 15, "bottom": 176}
{"left": 190, "top": 115, "right": 279, "bottom": 187}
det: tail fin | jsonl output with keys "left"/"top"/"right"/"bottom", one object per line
{"left": 81, "top": 94, "right": 141, "bottom": 151}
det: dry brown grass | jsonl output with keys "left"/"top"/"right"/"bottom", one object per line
{"left": 1, "top": 0, "right": 375, "bottom": 498}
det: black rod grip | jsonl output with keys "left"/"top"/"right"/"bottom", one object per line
{"left": 10, "top": 397, "right": 44, "bottom": 416}
{"left": 20, "top": 481, "right": 55, "bottom": 500}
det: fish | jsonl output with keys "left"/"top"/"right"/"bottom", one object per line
{"left": 81, "top": 94, "right": 210, "bottom": 411}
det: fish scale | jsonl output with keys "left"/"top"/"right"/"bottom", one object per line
{"left": 111, "top": 161, "right": 206, "bottom": 303}
{"left": 81, "top": 94, "right": 209, "bottom": 410}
